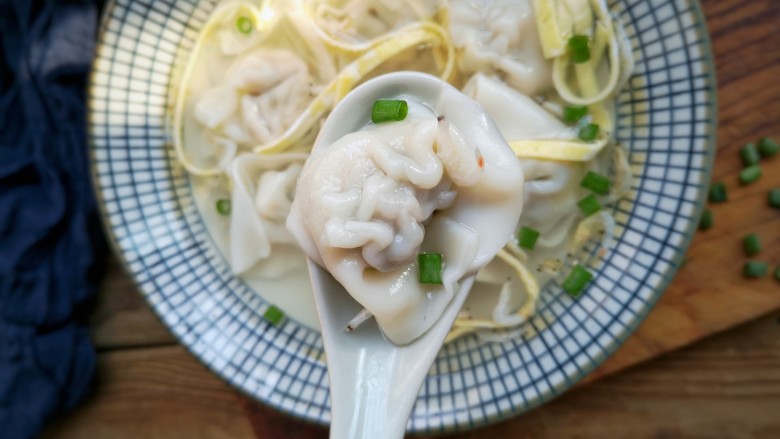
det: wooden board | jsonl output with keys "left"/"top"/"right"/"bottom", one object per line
{"left": 44, "top": 310, "right": 780, "bottom": 438}
{"left": 44, "top": 0, "right": 780, "bottom": 436}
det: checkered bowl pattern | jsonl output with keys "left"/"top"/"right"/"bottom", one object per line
{"left": 89, "top": 0, "right": 716, "bottom": 433}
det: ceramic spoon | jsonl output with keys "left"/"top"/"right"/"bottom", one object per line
{"left": 303, "top": 72, "right": 479, "bottom": 439}
{"left": 303, "top": 71, "right": 520, "bottom": 439}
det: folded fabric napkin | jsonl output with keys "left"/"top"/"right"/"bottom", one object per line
{"left": 0, "top": 1, "right": 105, "bottom": 438}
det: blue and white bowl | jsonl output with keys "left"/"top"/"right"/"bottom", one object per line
{"left": 89, "top": 0, "right": 716, "bottom": 433}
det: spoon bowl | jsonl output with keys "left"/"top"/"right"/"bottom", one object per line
{"left": 307, "top": 72, "right": 477, "bottom": 439}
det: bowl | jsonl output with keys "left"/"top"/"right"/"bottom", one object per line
{"left": 89, "top": 0, "right": 717, "bottom": 433}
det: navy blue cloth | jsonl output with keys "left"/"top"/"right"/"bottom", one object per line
{"left": 0, "top": 1, "right": 105, "bottom": 437}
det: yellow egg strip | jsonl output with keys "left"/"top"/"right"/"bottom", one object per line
{"left": 448, "top": 248, "right": 540, "bottom": 337}
{"left": 508, "top": 138, "right": 608, "bottom": 162}
{"left": 575, "top": 25, "right": 613, "bottom": 130}
{"left": 173, "top": 2, "right": 454, "bottom": 173}
{"left": 173, "top": 1, "right": 270, "bottom": 176}
{"left": 532, "top": 0, "right": 573, "bottom": 59}
{"left": 552, "top": 0, "right": 622, "bottom": 107}
{"left": 562, "top": 0, "right": 594, "bottom": 35}
{"left": 252, "top": 23, "right": 454, "bottom": 154}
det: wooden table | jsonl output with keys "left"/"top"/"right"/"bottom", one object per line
{"left": 44, "top": 0, "right": 780, "bottom": 437}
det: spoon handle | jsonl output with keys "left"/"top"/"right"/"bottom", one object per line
{"left": 310, "top": 261, "right": 475, "bottom": 439}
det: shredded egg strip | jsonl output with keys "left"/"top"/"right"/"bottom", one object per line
{"left": 552, "top": 0, "right": 622, "bottom": 107}
{"left": 173, "top": 2, "right": 454, "bottom": 174}
{"left": 510, "top": 0, "right": 623, "bottom": 163}
{"left": 252, "top": 22, "right": 454, "bottom": 154}
{"left": 172, "top": 2, "right": 272, "bottom": 176}
{"left": 448, "top": 249, "right": 540, "bottom": 336}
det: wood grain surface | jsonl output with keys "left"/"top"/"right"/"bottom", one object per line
{"left": 44, "top": 0, "right": 780, "bottom": 437}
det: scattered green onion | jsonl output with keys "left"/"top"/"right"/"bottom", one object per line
{"left": 563, "top": 106, "right": 588, "bottom": 125}
{"left": 567, "top": 35, "right": 591, "bottom": 64}
{"left": 418, "top": 253, "right": 443, "bottom": 284}
{"left": 769, "top": 188, "right": 780, "bottom": 209}
{"left": 758, "top": 136, "right": 779, "bottom": 158}
{"left": 774, "top": 266, "right": 780, "bottom": 282}
{"left": 743, "top": 233, "right": 761, "bottom": 256}
{"left": 698, "top": 209, "right": 713, "bottom": 230}
{"left": 216, "top": 199, "right": 231, "bottom": 215}
{"left": 518, "top": 227, "right": 540, "bottom": 250}
{"left": 578, "top": 123, "right": 600, "bottom": 142}
{"left": 743, "top": 261, "right": 768, "bottom": 279}
{"left": 236, "top": 16, "right": 253, "bottom": 35}
{"left": 562, "top": 264, "right": 593, "bottom": 297}
{"left": 738, "top": 165, "right": 762, "bottom": 185}
{"left": 372, "top": 99, "right": 408, "bottom": 124}
{"left": 580, "top": 171, "right": 611, "bottom": 195}
{"left": 708, "top": 182, "right": 727, "bottom": 203}
{"left": 740, "top": 143, "right": 761, "bottom": 166}
{"left": 577, "top": 194, "right": 602, "bottom": 217}
{"left": 263, "top": 305, "right": 285, "bottom": 326}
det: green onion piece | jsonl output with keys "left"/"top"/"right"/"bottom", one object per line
{"left": 758, "top": 136, "right": 779, "bottom": 158}
{"left": 698, "top": 209, "right": 713, "bottom": 230}
{"left": 739, "top": 165, "right": 762, "bottom": 185}
{"left": 743, "top": 233, "right": 761, "bottom": 256}
{"left": 216, "top": 199, "right": 231, "bottom": 215}
{"left": 708, "top": 182, "right": 727, "bottom": 203}
{"left": 418, "top": 253, "right": 443, "bottom": 284}
{"left": 743, "top": 261, "right": 768, "bottom": 279}
{"left": 774, "top": 266, "right": 780, "bottom": 282}
{"left": 263, "top": 305, "right": 285, "bottom": 326}
{"left": 740, "top": 143, "right": 761, "bottom": 166}
{"left": 518, "top": 227, "right": 540, "bottom": 250}
{"left": 567, "top": 35, "right": 590, "bottom": 64}
{"left": 236, "top": 16, "right": 253, "bottom": 34}
{"left": 372, "top": 100, "right": 408, "bottom": 124}
{"left": 577, "top": 194, "right": 602, "bottom": 217}
{"left": 580, "top": 171, "right": 611, "bottom": 195}
{"left": 562, "top": 264, "right": 593, "bottom": 297}
{"left": 769, "top": 188, "right": 780, "bottom": 209}
{"left": 578, "top": 123, "right": 600, "bottom": 142}
{"left": 563, "top": 106, "right": 588, "bottom": 125}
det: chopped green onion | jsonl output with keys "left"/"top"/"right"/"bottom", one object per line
{"left": 698, "top": 209, "right": 713, "bottom": 230}
{"left": 562, "top": 264, "right": 593, "bottom": 297}
{"left": 708, "top": 182, "right": 727, "bottom": 203}
{"left": 263, "top": 305, "right": 285, "bottom": 326}
{"left": 236, "top": 16, "right": 253, "bottom": 34}
{"left": 774, "top": 266, "right": 780, "bottom": 282}
{"left": 743, "top": 261, "right": 768, "bottom": 279}
{"left": 577, "top": 194, "right": 602, "bottom": 217}
{"left": 740, "top": 143, "right": 761, "bottom": 166}
{"left": 578, "top": 123, "right": 600, "bottom": 142}
{"left": 418, "top": 253, "right": 443, "bottom": 284}
{"left": 518, "top": 227, "right": 540, "bottom": 250}
{"left": 216, "top": 199, "right": 231, "bottom": 215}
{"left": 372, "top": 100, "right": 408, "bottom": 124}
{"left": 743, "top": 233, "right": 761, "bottom": 256}
{"left": 567, "top": 35, "right": 590, "bottom": 64}
{"left": 738, "top": 165, "right": 762, "bottom": 185}
{"left": 563, "top": 106, "right": 588, "bottom": 125}
{"left": 580, "top": 171, "right": 611, "bottom": 195}
{"left": 758, "top": 136, "right": 779, "bottom": 158}
{"left": 769, "top": 188, "right": 780, "bottom": 209}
